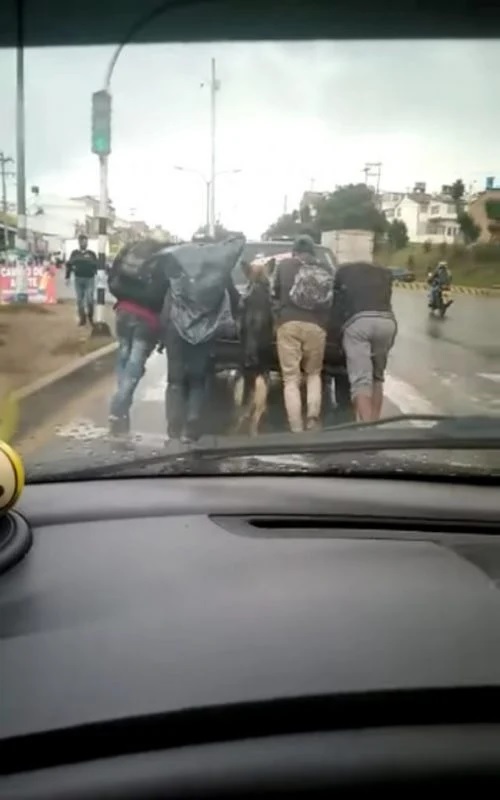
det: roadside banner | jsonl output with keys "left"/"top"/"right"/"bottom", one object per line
{"left": 0, "top": 253, "right": 57, "bottom": 304}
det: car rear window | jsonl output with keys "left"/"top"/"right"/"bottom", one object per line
{"left": 232, "top": 242, "right": 335, "bottom": 284}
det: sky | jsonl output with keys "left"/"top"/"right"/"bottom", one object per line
{"left": 0, "top": 38, "right": 499, "bottom": 239}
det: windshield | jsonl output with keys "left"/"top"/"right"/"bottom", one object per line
{"left": 1, "top": 37, "right": 499, "bottom": 483}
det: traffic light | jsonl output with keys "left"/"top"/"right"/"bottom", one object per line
{"left": 91, "top": 90, "right": 112, "bottom": 156}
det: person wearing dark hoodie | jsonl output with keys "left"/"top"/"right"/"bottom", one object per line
{"left": 158, "top": 234, "right": 245, "bottom": 443}
{"left": 272, "top": 234, "right": 334, "bottom": 433}
{"left": 107, "top": 239, "right": 173, "bottom": 437}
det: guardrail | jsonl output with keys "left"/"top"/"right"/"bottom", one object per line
{"left": 393, "top": 281, "right": 500, "bottom": 297}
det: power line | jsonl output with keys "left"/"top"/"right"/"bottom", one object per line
{"left": 363, "top": 162, "right": 382, "bottom": 207}
{"left": 0, "top": 153, "right": 15, "bottom": 213}
{"left": 0, "top": 152, "right": 15, "bottom": 250}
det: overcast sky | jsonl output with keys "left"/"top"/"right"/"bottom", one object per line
{"left": 0, "top": 39, "right": 498, "bottom": 238}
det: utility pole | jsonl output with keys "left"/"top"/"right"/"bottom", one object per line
{"left": 91, "top": 89, "right": 112, "bottom": 335}
{"left": 0, "top": 153, "right": 15, "bottom": 251}
{"left": 15, "top": 0, "right": 28, "bottom": 300}
{"left": 363, "top": 162, "right": 382, "bottom": 207}
{"left": 209, "top": 58, "right": 220, "bottom": 238}
{"left": 206, "top": 181, "right": 211, "bottom": 233}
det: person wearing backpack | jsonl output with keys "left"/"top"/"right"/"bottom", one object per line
{"left": 107, "top": 239, "right": 172, "bottom": 437}
{"left": 272, "top": 234, "right": 334, "bottom": 433}
{"left": 159, "top": 235, "right": 245, "bottom": 443}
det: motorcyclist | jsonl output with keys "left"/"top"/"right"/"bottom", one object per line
{"left": 427, "top": 261, "right": 452, "bottom": 307}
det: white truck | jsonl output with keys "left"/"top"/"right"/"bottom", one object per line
{"left": 320, "top": 229, "right": 374, "bottom": 266}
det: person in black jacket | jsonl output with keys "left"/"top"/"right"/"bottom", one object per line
{"left": 65, "top": 234, "right": 98, "bottom": 326}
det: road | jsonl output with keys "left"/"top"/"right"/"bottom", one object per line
{"left": 21, "top": 287, "right": 500, "bottom": 474}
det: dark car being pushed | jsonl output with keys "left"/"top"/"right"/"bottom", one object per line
{"left": 207, "top": 239, "right": 354, "bottom": 433}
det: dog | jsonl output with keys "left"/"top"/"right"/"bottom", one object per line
{"left": 232, "top": 257, "right": 276, "bottom": 436}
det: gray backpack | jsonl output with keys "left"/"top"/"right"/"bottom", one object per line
{"left": 289, "top": 257, "right": 334, "bottom": 311}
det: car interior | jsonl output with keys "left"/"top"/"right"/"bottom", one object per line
{"left": 3, "top": 475, "right": 500, "bottom": 797}
{"left": 2, "top": 1, "right": 500, "bottom": 798}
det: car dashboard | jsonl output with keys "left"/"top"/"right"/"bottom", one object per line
{"left": 2, "top": 473, "right": 500, "bottom": 798}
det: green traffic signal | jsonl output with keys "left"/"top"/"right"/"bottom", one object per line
{"left": 91, "top": 90, "right": 112, "bottom": 156}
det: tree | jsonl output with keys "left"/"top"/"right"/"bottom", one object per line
{"left": 387, "top": 219, "right": 409, "bottom": 250}
{"left": 194, "top": 222, "right": 231, "bottom": 241}
{"left": 450, "top": 179, "right": 465, "bottom": 214}
{"left": 264, "top": 183, "right": 386, "bottom": 241}
{"left": 263, "top": 211, "right": 302, "bottom": 240}
{"left": 457, "top": 211, "right": 480, "bottom": 244}
{"left": 313, "top": 184, "right": 387, "bottom": 234}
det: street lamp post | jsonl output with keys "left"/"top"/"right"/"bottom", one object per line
{"left": 209, "top": 58, "right": 220, "bottom": 238}
{"left": 174, "top": 166, "right": 241, "bottom": 236}
{"left": 15, "top": 0, "right": 28, "bottom": 301}
{"left": 91, "top": 0, "right": 218, "bottom": 335}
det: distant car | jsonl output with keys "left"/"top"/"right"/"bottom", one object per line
{"left": 388, "top": 266, "right": 415, "bottom": 283}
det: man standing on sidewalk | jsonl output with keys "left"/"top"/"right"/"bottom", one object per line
{"left": 65, "top": 234, "right": 98, "bottom": 327}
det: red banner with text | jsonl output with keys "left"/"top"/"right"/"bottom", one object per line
{"left": 0, "top": 263, "right": 57, "bottom": 304}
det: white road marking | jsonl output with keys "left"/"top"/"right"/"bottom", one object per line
{"left": 383, "top": 375, "right": 438, "bottom": 427}
{"left": 477, "top": 373, "right": 500, "bottom": 384}
{"left": 141, "top": 383, "right": 166, "bottom": 402}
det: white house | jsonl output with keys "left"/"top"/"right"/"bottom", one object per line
{"left": 383, "top": 186, "right": 460, "bottom": 244}
{"left": 26, "top": 193, "right": 88, "bottom": 241}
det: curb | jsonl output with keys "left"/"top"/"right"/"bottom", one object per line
{"left": 12, "top": 340, "right": 118, "bottom": 443}
{"left": 393, "top": 281, "right": 500, "bottom": 297}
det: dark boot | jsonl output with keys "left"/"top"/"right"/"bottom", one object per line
{"left": 108, "top": 414, "right": 130, "bottom": 437}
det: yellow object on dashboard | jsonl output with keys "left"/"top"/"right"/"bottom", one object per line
{"left": 0, "top": 440, "right": 25, "bottom": 511}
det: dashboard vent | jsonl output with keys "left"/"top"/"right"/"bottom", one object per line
{"left": 245, "top": 516, "right": 500, "bottom": 534}
{"left": 211, "top": 515, "right": 500, "bottom": 541}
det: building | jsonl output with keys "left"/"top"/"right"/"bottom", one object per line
{"left": 467, "top": 187, "right": 500, "bottom": 243}
{"left": 25, "top": 192, "right": 117, "bottom": 243}
{"left": 26, "top": 193, "right": 87, "bottom": 240}
{"left": 382, "top": 183, "right": 460, "bottom": 244}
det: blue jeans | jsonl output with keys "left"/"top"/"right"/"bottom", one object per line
{"left": 109, "top": 311, "right": 155, "bottom": 419}
{"left": 74, "top": 276, "right": 95, "bottom": 323}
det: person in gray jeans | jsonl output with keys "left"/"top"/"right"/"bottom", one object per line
{"left": 331, "top": 261, "right": 397, "bottom": 422}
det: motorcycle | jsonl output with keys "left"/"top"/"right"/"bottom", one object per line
{"left": 428, "top": 281, "right": 453, "bottom": 318}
